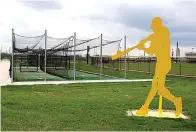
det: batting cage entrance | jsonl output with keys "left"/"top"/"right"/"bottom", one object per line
{"left": 12, "top": 29, "right": 126, "bottom": 82}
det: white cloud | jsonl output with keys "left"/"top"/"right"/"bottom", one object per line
{"left": 0, "top": 0, "right": 196, "bottom": 57}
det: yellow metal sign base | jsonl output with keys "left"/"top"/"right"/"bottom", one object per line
{"left": 127, "top": 109, "right": 189, "bottom": 119}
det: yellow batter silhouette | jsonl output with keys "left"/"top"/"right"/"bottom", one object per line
{"left": 112, "top": 17, "right": 182, "bottom": 117}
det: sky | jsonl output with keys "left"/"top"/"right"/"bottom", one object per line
{"left": 0, "top": 0, "right": 196, "bottom": 56}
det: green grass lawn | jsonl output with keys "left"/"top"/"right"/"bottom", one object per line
{"left": 13, "top": 59, "right": 196, "bottom": 82}
{"left": 104, "top": 62, "right": 196, "bottom": 76}
{"left": 1, "top": 76, "right": 196, "bottom": 131}
{"left": 75, "top": 61, "right": 153, "bottom": 79}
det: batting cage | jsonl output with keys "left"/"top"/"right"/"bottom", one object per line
{"left": 12, "top": 29, "right": 127, "bottom": 82}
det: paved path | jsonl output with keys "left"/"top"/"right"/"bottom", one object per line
{"left": 4, "top": 79, "right": 154, "bottom": 86}
{"left": 0, "top": 59, "right": 11, "bottom": 86}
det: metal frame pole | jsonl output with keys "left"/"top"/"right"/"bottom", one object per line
{"left": 45, "top": 30, "right": 47, "bottom": 81}
{"left": 149, "top": 57, "right": 151, "bottom": 73}
{"left": 27, "top": 46, "right": 28, "bottom": 68}
{"left": 11, "top": 29, "right": 14, "bottom": 83}
{"left": 118, "top": 43, "right": 121, "bottom": 71}
{"left": 0, "top": 44, "right": 2, "bottom": 60}
{"left": 100, "top": 34, "right": 103, "bottom": 80}
{"left": 124, "top": 35, "right": 127, "bottom": 79}
{"left": 74, "top": 32, "right": 76, "bottom": 80}
{"left": 180, "top": 59, "right": 182, "bottom": 76}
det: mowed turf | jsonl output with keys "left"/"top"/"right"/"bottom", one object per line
{"left": 104, "top": 62, "right": 196, "bottom": 76}
{"left": 13, "top": 60, "right": 196, "bottom": 82}
{"left": 1, "top": 76, "right": 196, "bottom": 131}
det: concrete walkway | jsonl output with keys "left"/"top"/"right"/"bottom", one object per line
{"left": 0, "top": 59, "right": 11, "bottom": 86}
{"left": 3, "top": 79, "right": 154, "bottom": 86}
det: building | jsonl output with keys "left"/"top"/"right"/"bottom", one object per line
{"left": 185, "top": 52, "right": 196, "bottom": 57}
{"left": 176, "top": 42, "right": 180, "bottom": 57}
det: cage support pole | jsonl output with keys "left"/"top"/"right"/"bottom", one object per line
{"left": 0, "top": 44, "right": 2, "bottom": 60}
{"left": 180, "top": 59, "right": 182, "bottom": 76}
{"left": 27, "top": 46, "right": 28, "bottom": 68}
{"left": 124, "top": 35, "right": 127, "bottom": 79}
{"left": 100, "top": 34, "right": 103, "bottom": 80}
{"left": 44, "top": 30, "right": 47, "bottom": 81}
{"left": 74, "top": 32, "right": 76, "bottom": 80}
{"left": 11, "top": 28, "right": 14, "bottom": 83}
{"left": 36, "top": 55, "right": 38, "bottom": 72}
{"left": 149, "top": 57, "right": 151, "bottom": 73}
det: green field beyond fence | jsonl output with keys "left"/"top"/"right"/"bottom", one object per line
{"left": 102, "top": 61, "right": 196, "bottom": 77}
{"left": 90, "top": 56, "right": 196, "bottom": 77}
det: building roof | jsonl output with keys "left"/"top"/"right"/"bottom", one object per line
{"left": 185, "top": 52, "right": 196, "bottom": 56}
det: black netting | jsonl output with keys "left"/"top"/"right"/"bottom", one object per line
{"left": 42, "top": 36, "right": 73, "bottom": 79}
{"left": 13, "top": 31, "right": 125, "bottom": 82}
